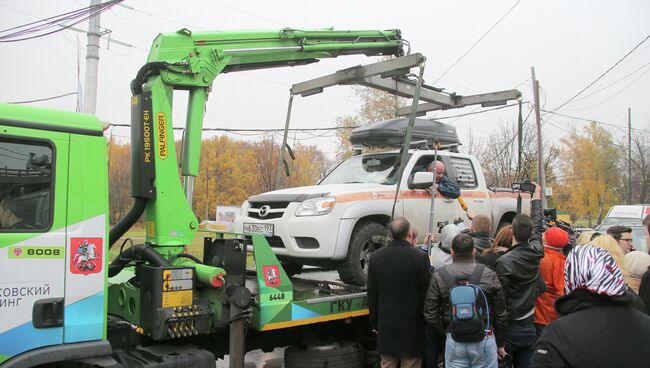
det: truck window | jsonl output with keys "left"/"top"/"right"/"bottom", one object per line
{"left": 448, "top": 157, "right": 478, "bottom": 189}
{"left": 319, "top": 153, "right": 407, "bottom": 185}
{"left": 0, "top": 137, "right": 53, "bottom": 231}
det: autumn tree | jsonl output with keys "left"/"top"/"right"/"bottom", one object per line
{"left": 107, "top": 138, "right": 131, "bottom": 224}
{"left": 251, "top": 134, "right": 280, "bottom": 193}
{"left": 555, "top": 122, "right": 622, "bottom": 225}
{"left": 287, "top": 143, "right": 331, "bottom": 187}
{"left": 192, "top": 135, "right": 259, "bottom": 221}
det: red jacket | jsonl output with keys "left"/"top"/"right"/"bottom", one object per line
{"left": 534, "top": 247, "right": 566, "bottom": 326}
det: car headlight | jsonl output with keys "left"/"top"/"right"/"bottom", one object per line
{"left": 295, "top": 196, "right": 336, "bottom": 217}
{"left": 240, "top": 200, "right": 250, "bottom": 215}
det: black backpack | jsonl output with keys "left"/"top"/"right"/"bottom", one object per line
{"left": 437, "top": 264, "right": 490, "bottom": 342}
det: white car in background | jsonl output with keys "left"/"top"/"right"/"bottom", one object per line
{"left": 596, "top": 204, "right": 650, "bottom": 252}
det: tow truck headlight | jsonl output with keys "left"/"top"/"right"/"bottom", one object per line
{"left": 295, "top": 196, "right": 336, "bottom": 217}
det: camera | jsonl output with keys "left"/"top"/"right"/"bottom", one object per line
{"left": 511, "top": 179, "right": 536, "bottom": 194}
{"left": 543, "top": 208, "right": 557, "bottom": 221}
{"left": 543, "top": 207, "right": 577, "bottom": 253}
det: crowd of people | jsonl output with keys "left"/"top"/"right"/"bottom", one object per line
{"left": 367, "top": 201, "right": 650, "bottom": 368}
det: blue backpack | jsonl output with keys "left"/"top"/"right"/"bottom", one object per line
{"left": 437, "top": 264, "right": 490, "bottom": 342}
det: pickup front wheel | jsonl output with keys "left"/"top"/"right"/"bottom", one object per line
{"left": 337, "top": 222, "right": 387, "bottom": 286}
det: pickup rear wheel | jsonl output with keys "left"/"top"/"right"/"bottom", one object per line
{"left": 337, "top": 222, "right": 387, "bottom": 286}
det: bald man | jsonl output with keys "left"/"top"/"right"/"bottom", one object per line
{"left": 427, "top": 161, "right": 461, "bottom": 199}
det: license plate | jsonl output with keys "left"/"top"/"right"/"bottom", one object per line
{"left": 243, "top": 223, "right": 274, "bottom": 237}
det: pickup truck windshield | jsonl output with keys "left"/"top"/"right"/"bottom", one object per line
{"left": 320, "top": 153, "right": 404, "bottom": 185}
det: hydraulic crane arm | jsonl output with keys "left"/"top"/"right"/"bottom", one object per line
{"left": 113, "top": 28, "right": 403, "bottom": 254}
{"left": 142, "top": 28, "right": 403, "bottom": 90}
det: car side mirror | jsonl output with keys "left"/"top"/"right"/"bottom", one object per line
{"left": 409, "top": 171, "right": 434, "bottom": 189}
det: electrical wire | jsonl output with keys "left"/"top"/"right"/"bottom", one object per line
{"left": 434, "top": 102, "right": 525, "bottom": 120}
{"left": 433, "top": 0, "right": 524, "bottom": 84}
{"left": 550, "top": 33, "right": 650, "bottom": 112}
{"left": 0, "top": 152, "right": 26, "bottom": 160}
{"left": 208, "top": 0, "right": 284, "bottom": 26}
{"left": 541, "top": 110, "right": 645, "bottom": 132}
{"left": 569, "top": 60, "right": 650, "bottom": 103}
{"left": 0, "top": 0, "right": 124, "bottom": 42}
{"left": 5, "top": 92, "right": 78, "bottom": 104}
{"left": 558, "top": 67, "right": 650, "bottom": 112}
{"left": 0, "top": 146, "right": 29, "bottom": 157}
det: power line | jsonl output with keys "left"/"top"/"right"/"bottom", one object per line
{"left": 558, "top": 67, "right": 650, "bottom": 112}
{"left": 433, "top": 0, "right": 524, "bottom": 84}
{"left": 550, "top": 33, "right": 650, "bottom": 112}
{"left": 0, "top": 152, "right": 26, "bottom": 160}
{"left": 570, "top": 60, "right": 650, "bottom": 103}
{"left": 0, "top": 3, "right": 146, "bottom": 51}
{"left": 0, "top": 0, "right": 124, "bottom": 42}
{"left": 542, "top": 110, "right": 645, "bottom": 132}
{"left": 119, "top": 3, "right": 204, "bottom": 31}
{"left": 208, "top": 0, "right": 284, "bottom": 27}
{"left": 435, "top": 102, "right": 527, "bottom": 120}
{"left": 0, "top": 146, "right": 29, "bottom": 157}
{"left": 108, "top": 123, "right": 352, "bottom": 132}
{"left": 5, "top": 92, "right": 78, "bottom": 104}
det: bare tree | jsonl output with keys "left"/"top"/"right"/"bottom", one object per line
{"left": 466, "top": 121, "right": 557, "bottom": 189}
{"left": 252, "top": 134, "right": 280, "bottom": 192}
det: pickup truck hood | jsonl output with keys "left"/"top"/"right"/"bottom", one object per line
{"left": 247, "top": 183, "right": 391, "bottom": 203}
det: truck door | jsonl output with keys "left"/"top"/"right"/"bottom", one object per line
{"left": 442, "top": 156, "right": 490, "bottom": 228}
{"left": 401, "top": 154, "right": 463, "bottom": 243}
{"left": 62, "top": 133, "right": 108, "bottom": 343}
{"left": 0, "top": 131, "right": 68, "bottom": 363}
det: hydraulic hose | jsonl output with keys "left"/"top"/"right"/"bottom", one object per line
{"left": 108, "top": 243, "right": 171, "bottom": 278}
{"left": 109, "top": 197, "right": 147, "bottom": 249}
{"left": 130, "top": 61, "right": 169, "bottom": 96}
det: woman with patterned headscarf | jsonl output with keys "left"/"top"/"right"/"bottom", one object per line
{"left": 529, "top": 245, "right": 650, "bottom": 368}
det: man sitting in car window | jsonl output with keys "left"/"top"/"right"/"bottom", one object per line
{"left": 427, "top": 161, "right": 461, "bottom": 199}
{"left": 0, "top": 198, "right": 27, "bottom": 230}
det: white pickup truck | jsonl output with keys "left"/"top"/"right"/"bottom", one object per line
{"left": 237, "top": 146, "right": 530, "bottom": 285}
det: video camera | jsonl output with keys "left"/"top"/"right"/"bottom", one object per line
{"left": 543, "top": 208, "right": 577, "bottom": 252}
{"left": 511, "top": 180, "right": 536, "bottom": 194}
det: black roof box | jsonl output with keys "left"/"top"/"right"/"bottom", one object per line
{"left": 349, "top": 118, "right": 460, "bottom": 148}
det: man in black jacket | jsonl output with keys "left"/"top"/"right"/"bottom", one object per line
{"left": 424, "top": 234, "right": 508, "bottom": 367}
{"left": 368, "top": 217, "right": 432, "bottom": 368}
{"left": 530, "top": 244, "right": 650, "bottom": 368}
{"left": 495, "top": 199, "right": 544, "bottom": 368}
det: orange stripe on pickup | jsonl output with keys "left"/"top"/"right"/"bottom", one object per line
{"left": 335, "top": 189, "right": 490, "bottom": 204}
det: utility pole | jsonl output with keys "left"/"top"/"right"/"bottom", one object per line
{"left": 83, "top": 0, "right": 101, "bottom": 114}
{"left": 531, "top": 67, "right": 547, "bottom": 208}
{"left": 628, "top": 107, "right": 632, "bottom": 205}
{"left": 517, "top": 100, "right": 523, "bottom": 179}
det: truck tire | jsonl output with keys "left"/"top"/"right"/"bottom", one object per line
{"left": 337, "top": 222, "right": 387, "bottom": 286}
{"left": 285, "top": 342, "right": 362, "bottom": 368}
{"left": 281, "top": 261, "right": 304, "bottom": 277}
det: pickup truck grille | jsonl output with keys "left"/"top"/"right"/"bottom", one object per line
{"left": 248, "top": 202, "right": 289, "bottom": 220}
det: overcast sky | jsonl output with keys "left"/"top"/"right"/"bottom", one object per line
{"left": 1, "top": 0, "right": 649, "bottom": 157}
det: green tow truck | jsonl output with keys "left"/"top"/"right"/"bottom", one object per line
{"left": 0, "top": 28, "right": 403, "bottom": 368}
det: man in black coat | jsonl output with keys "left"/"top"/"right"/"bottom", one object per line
{"left": 368, "top": 217, "right": 432, "bottom": 368}
{"left": 495, "top": 199, "right": 544, "bottom": 368}
{"left": 530, "top": 244, "right": 650, "bottom": 368}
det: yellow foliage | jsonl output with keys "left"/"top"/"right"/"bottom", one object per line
{"left": 555, "top": 122, "right": 621, "bottom": 225}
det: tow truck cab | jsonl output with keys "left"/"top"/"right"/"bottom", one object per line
{"left": 0, "top": 103, "right": 109, "bottom": 365}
